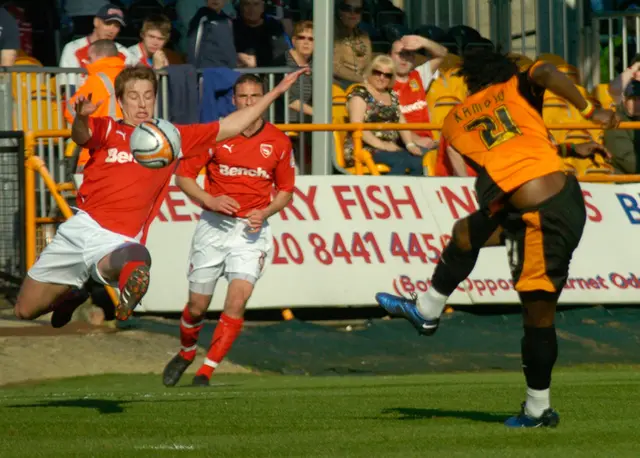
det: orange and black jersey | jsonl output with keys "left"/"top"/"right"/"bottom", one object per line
{"left": 441, "top": 61, "right": 562, "bottom": 207}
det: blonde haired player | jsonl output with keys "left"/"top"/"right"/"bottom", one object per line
{"left": 163, "top": 74, "right": 296, "bottom": 387}
{"left": 14, "top": 65, "right": 309, "bottom": 328}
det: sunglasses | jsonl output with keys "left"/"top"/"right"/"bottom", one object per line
{"left": 295, "top": 35, "right": 314, "bottom": 42}
{"left": 339, "top": 4, "right": 363, "bottom": 14}
{"left": 372, "top": 69, "right": 393, "bottom": 79}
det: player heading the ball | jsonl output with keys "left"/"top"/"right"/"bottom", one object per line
{"left": 14, "top": 65, "right": 310, "bottom": 330}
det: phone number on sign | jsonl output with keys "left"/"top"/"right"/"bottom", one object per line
{"left": 271, "top": 232, "right": 452, "bottom": 265}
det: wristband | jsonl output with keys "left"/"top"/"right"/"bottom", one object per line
{"left": 580, "top": 101, "right": 595, "bottom": 119}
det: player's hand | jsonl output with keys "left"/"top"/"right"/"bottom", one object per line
{"left": 74, "top": 93, "right": 103, "bottom": 117}
{"left": 407, "top": 144, "right": 423, "bottom": 156}
{"left": 590, "top": 108, "right": 620, "bottom": 129}
{"left": 274, "top": 67, "right": 311, "bottom": 95}
{"left": 245, "top": 208, "right": 267, "bottom": 230}
{"left": 400, "top": 35, "right": 427, "bottom": 51}
{"left": 572, "top": 141, "right": 612, "bottom": 161}
{"left": 207, "top": 195, "right": 240, "bottom": 215}
{"left": 381, "top": 142, "right": 401, "bottom": 152}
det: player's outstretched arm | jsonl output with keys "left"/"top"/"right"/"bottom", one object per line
{"left": 529, "top": 62, "right": 619, "bottom": 129}
{"left": 216, "top": 67, "right": 310, "bottom": 142}
{"left": 71, "top": 94, "right": 103, "bottom": 145}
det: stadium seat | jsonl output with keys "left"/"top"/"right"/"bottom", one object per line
{"left": 508, "top": 53, "right": 535, "bottom": 70}
{"left": 422, "top": 148, "right": 438, "bottom": 176}
{"left": 565, "top": 156, "right": 614, "bottom": 176}
{"left": 12, "top": 57, "right": 61, "bottom": 131}
{"left": 439, "top": 54, "right": 462, "bottom": 73}
{"left": 332, "top": 116, "right": 390, "bottom": 175}
{"left": 593, "top": 84, "right": 616, "bottom": 110}
{"left": 538, "top": 53, "right": 568, "bottom": 66}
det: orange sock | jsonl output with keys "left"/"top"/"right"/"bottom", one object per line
{"left": 195, "top": 313, "right": 243, "bottom": 379}
{"left": 178, "top": 305, "right": 204, "bottom": 362}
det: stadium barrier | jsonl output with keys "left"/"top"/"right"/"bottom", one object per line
{"left": 22, "top": 120, "right": 640, "bottom": 313}
{"left": 0, "top": 131, "right": 25, "bottom": 287}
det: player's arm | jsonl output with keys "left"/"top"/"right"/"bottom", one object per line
{"left": 529, "top": 61, "right": 619, "bottom": 128}
{"left": 175, "top": 151, "right": 240, "bottom": 215}
{"left": 446, "top": 144, "right": 469, "bottom": 177}
{"left": 216, "top": 67, "right": 310, "bottom": 142}
{"left": 246, "top": 144, "right": 295, "bottom": 229}
{"left": 71, "top": 94, "right": 104, "bottom": 146}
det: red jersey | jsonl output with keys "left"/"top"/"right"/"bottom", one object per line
{"left": 77, "top": 117, "right": 221, "bottom": 239}
{"left": 176, "top": 122, "right": 295, "bottom": 217}
{"left": 393, "top": 70, "right": 433, "bottom": 139}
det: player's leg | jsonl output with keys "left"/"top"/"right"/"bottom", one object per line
{"left": 191, "top": 247, "right": 267, "bottom": 386}
{"left": 95, "top": 243, "right": 151, "bottom": 320}
{"left": 163, "top": 280, "right": 219, "bottom": 387}
{"left": 14, "top": 276, "right": 72, "bottom": 320}
{"left": 376, "top": 207, "right": 504, "bottom": 335}
{"left": 192, "top": 274, "right": 256, "bottom": 386}
{"left": 504, "top": 174, "right": 586, "bottom": 428}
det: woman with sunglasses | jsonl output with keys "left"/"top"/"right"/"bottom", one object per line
{"left": 333, "top": 0, "right": 372, "bottom": 90}
{"left": 344, "top": 55, "right": 426, "bottom": 176}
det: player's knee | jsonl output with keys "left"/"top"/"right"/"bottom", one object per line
{"left": 187, "top": 297, "right": 209, "bottom": 318}
{"left": 521, "top": 292, "right": 558, "bottom": 327}
{"left": 451, "top": 219, "right": 473, "bottom": 252}
{"left": 14, "top": 302, "right": 34, "bottom": 320}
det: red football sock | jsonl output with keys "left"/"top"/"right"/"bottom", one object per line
{"left": 118, "top": 261, "right": 146, "bottom": 291}
{"left": 179, "top": 305, "right": 204, "bottom": 362}
{"left": 196, "top": 313, "right": 244, "bottom": 379}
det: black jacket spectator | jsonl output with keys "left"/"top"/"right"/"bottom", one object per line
{"left": 233, "top": 15, "right": 289, "bottom": 68}
{"left": 187, "top": 7, "right": 237, "bottom": 69}
{"left": 0, "top": 7, "right": 20, "bottom": 66}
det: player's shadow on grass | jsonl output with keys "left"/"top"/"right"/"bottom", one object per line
{"left": 381, "top": 407, "right": 509, "bottom": 423}
{"left": 7, "top": 399, "right": 131, "bottom": 414}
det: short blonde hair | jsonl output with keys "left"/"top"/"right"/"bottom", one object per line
{"left": 363, "top": 54, "right": 397, "bottom": 88}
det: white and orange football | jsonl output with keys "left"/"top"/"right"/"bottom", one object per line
{"left": 130, "top": 118, "right": 181, "bottom": 169}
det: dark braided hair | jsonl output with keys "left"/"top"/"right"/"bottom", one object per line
{"left": 456, "top": 48, "right": 519, "bottom": 95}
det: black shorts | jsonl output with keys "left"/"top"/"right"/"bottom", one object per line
{"left": 501, "top": 174, "right": 587, "bottom": 294}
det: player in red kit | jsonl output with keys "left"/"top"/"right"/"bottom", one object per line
{"left": 14, "top": 66, "right": 308, "bottom": 328}
{"left": 390, "top": 34, "right": 448, "bottom": 149}
{"left": 162, "top": 74, "right": 296, "bottom": 387}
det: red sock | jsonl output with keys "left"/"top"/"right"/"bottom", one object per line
{"left": 118, "top": 261, "right": 146, "bottom": 291}
{"left": 179, "top": 305, "right": 204, "bottom": 362}
{"left": 196, "top": 313, "right": 243, "bottom": 379}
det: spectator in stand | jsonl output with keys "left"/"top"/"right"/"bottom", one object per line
{"left": 128, "top": 14, "right": 171, "bottom": 70}
{"left": 345, "top": 55, "right": 425, "bottom": 176}
{"left": 604, "top": 79, "right": 640, "bottom": 173}
{"left": 177, "top": 0, "right": 236, "bottom": 54}
{"left": 333, "top": 0, "right": 372, "bottom": 90}
{"left": 234, "top": 0, "right": 290, "bottom": 68}
{"left": 187, "top": 0, "right": 237, "bottom": 69}
{"left": 391, "top": 34, "right": 448, "bottom": 150}
{"left": 0, "top": 6, "right": 19, "bottom": 66}
{"left": 59, "top": 4, "right": 132, "bottom": 89}
{"left": 273, "top": 20, "right": 313, "bottom": 121}
{"left": 609, "top": 53, "right": 640, "bottom": 104}
{"left": 57, "top": 0, "right": 109, "bottom": 37}
{"left": 63, "top": 39, "right": 126, "bottom": 170}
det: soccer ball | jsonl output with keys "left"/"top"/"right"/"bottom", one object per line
{"left": 130, "top": 118, "right": 181, "bottom": 169}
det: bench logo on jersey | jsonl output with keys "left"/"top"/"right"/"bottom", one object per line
{"left": 105, "top": 148, "right": 135, "bottom": 164}
{"left": 260, "top": 143, "right": 273, "bottom": 158}
{"left": 219, "top": 164, "right": 271, "bottom": 179}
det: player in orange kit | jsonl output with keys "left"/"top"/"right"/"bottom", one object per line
{"left": 162, "top": 74, "right": 296, "bottom": 387}
{"left": 14, "top": 66, "right": 308, "bottom": 329}
{"left": 376, "top": 49, "right": 618, "bottom": 428}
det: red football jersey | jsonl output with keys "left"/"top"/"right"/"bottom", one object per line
{"left": 393, "top": 70, "right": 433, "bottom": 138}
{"left": 77, "top": 117, "right": 221, "bottom": 239}
{"left": 176, "top": 121, "right": 295, "bottom": 217}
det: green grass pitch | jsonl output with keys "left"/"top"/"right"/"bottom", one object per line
{"left": 0, "top": 367, "right": 639, "bottom": 457}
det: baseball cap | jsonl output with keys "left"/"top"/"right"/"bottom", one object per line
{"left": 95, "top": 4, "right": 126, "bottom": 26}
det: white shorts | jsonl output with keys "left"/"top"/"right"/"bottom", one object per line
{"left": 187, "top": 210, "right": 273, "bottom": 291}
{"left": 28, "top": 211, "right": 139, "bottom": 288}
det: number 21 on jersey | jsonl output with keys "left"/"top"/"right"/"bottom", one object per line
{"left": 464, "top": 105, "right": 522, "bottom": 149}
